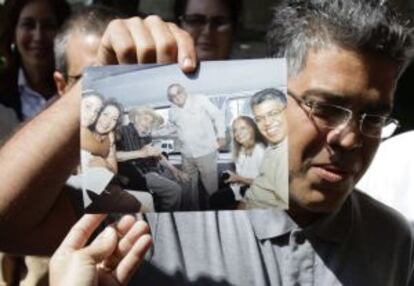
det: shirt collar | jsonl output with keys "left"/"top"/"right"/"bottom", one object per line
{"left": 17, "top": 68, "right": 27, "bottom": 88}
{"left": 247, "top": 208, "right": 296, "bottom": 240}
{"left": 248, "top": 193, "right": 353, "bottom": 243}
{"left": 268, "top": 137, "right": 288, "bottom": 149}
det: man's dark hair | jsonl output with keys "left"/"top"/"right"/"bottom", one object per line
{"left": 174, "top": 0, "right": 242, "bottom": 25}
{"left": 250, "top": 88, "right": 287, "bottom": 109}
{"left": 54, "top": 5, "right": 120, "bottom": 76}
{"left": 267, "top": 0, "right": 414, "bottom": 77}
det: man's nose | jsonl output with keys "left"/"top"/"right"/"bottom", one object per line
{"left": 201, "top": 21, "right": 213, "bottom": 34}
{"left": 326, "top": 119, "right": 363, "bottom": 150}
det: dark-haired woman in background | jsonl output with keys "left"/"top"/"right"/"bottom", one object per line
{"left": 0, "top": 0, "right": 70, "bottom": 120}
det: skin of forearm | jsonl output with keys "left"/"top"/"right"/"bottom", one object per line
{"left": 0, "top": 83, "right": 81, "bottom": 251}
{"left": 106, "top": 146, "right": 118, "bottom": 173}
{"left": 236, "top": 176, "right": 254, "bottom": 186}
{"left": 116, "top": 149, "right": 148, "bottom": 161}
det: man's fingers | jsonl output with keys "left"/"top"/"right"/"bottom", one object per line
{"left": 97, "top": 17, "right": 197, "bottom": 72}
{"left": 115, "top": 215, "right": 136, "bottom": 238}
{"left": 114, "top": 234, "right": 152, "bottom": 284}
{"left": 144, "top": 15, "right": 178, "bottom": 64}
{"left": 81, "top": 226, "right": 118, "bottom": 263}
{"left": 98, "top": 19, "right": 137, "bottom": 65}
{"left": 124, "top": 17, "right": 156, "bottom": 63}
{"left": 57, "top": 214, "right": 107, "bottom": 252}
{"left": 104, "top": 220, "right": 150, "bottom": 269}
{"left": 167, "top": 22, "right": 197, "bottom": 72}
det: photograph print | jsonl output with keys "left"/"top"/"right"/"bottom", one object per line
{"left": 76, "top": 58, "right": 289, "bottom": 213}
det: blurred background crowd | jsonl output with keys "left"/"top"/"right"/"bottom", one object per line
{"left": 1, "top": 0, "right": 414, "bottom": 134}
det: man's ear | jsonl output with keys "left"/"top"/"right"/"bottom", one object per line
{"left": 53, "top": 71, "right": 68, "bottom": 97}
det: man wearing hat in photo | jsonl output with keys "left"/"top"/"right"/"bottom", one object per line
{"left": 116, "top": 105, "right": 187, "bottom": 212}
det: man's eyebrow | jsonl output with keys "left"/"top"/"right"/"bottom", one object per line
{"left": 302, "top": 89, "right": 351, "bottom": 105}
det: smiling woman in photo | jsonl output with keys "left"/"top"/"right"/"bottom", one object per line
{"left": 210, "top": 115, "right": 266, "bottom": 209}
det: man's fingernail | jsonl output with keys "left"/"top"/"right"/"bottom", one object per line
{"left": 182, "top": 57, "right": 193, "bottom": 69}
{"left": 103, "top": 227, "right": 113, "bottom": 238}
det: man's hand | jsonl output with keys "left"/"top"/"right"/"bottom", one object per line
{"left": 224, "top": 170, "right": 240, "bottom": 184}
{"left": 50, "top": 214, "right": 152, "bottom": 286}
{"left": 97, "top": 16, "right": 197, "bottom": 71}
{"left": 172, "top": 168, "right": 190, "bottom": 183}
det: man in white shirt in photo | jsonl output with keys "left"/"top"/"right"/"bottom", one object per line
{"left": 167, "top": 83, "right": 226, "bottom": 210}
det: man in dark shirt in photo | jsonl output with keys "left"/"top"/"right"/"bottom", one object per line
{"left": 116, "top": 106, "right": 187, "bottom": 212}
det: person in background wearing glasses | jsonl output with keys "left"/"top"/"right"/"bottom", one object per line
{"left": 239, "top": 88, "right": 289, "bottom": 209}
{"left": 174, "top": 0, "right": 241, "bottom": 60}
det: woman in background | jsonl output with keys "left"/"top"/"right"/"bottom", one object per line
{"left": 0, "top": 0, "right": 70, "bottom": 120}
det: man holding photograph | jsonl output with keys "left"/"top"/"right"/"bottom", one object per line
{"left": 0, "top": 0, "right": 414, "bottom": 285}
{"left": 167, "top": 83, "right": 226, "bottom": 210}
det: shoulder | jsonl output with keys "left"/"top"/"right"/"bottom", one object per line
{"left": 119, "top": 123, "right": 134, "bottom": 133}
{"left": 349, "top": 191, "right": 414, "bottom": 283}
{"left": 255, "top": 143, "right": 266, "bottom": 152}
{"left": 252, "top": 143, "right": 266, "bottom": 157}
{"left": 351, "top": 190, "right": 413, "bottom": 239}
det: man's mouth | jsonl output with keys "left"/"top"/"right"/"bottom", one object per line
{"left": 311, "top": 164, "right": 352, "bottom": 183}
{"left": 266, "top": 125, "right": 281, "bottom": 135}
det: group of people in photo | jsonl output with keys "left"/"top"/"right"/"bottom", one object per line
{"left": 79, "top": 84, "right": 289, "bottom": 213}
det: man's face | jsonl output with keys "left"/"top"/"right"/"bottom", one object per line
{"left": 64, "top": 33, "right": 100, "bottom": 90}
{"left": 253, "top": 99, "right": 287, "bottom": 145}
{"left": 286, "top": 45, "right": 397, "bottom": 217}
{"left": 134, "top": 114, "right": 154, "bottom": 135}
{"left": 169, "top": 86, "right": 187, "bottom": 107}
{"left": 81, "top": 95, "right": 102, "bottom": 127}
